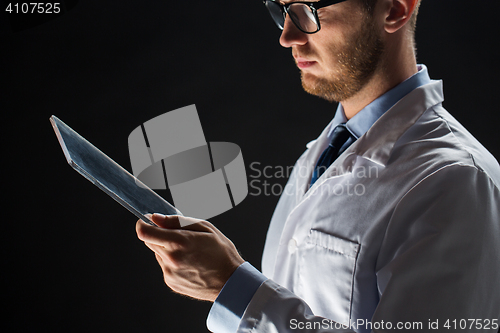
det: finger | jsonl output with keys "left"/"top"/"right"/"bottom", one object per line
{"left": 152, "top": 251, "right": 175, "bottom": 284}
{"left": 156, "top": 253, "right": 171, "bottom": 271}
{"left": 155, "top": 253, "right": 174, "bottom": 283}
{"left": 152, "top": 214, "right": 216, "bottom": 233}
{"left": 136, "top": 219, "right": 185, "bottom": 247}
{"left": 179, "top": 217, "right": 220, "bottom": 234}
{"left": 146, "top": 242, "right": 181, "bottom": 268}
{"left": 144, "top": 241, "right": 178, "bottom": 264}
{"left": 143, "top": 213, "right": 159, "bottom": 227}
{"left": 144, "top": 241, "right": 163, "bottom": 254}
{"left": 151, "top": 214, "right": 181, "bottom": 229}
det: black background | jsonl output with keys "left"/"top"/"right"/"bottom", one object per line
{"left": 1, "top": 1, "right": 499, "bottom": 332}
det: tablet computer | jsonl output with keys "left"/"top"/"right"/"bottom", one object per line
{"left": 50, "top": 115, "right": 182, "bottom": 226}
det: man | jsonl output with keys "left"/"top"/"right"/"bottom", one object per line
{"left": 136, "top": 0, "right": 500, "bottom": 332}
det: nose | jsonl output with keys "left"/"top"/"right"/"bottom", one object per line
{"left": 279, "top": 16, "right": 308, "bottom": 48}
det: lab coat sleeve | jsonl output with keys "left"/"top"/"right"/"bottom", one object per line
{"left": 236, "top": 279, "right": 356, "bottom": 333}
{"left": 373, "top": 163, "right": 500, "bottom": 325}
{"left": 207, "top": 262, "right": 268, "bottom": 333}
{"left": 232, "top": 163, "right": 500, "bottom": 332}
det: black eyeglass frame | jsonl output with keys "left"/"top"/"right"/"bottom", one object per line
{"left": 263, "top": 0, "right": 348, "bottom": 34}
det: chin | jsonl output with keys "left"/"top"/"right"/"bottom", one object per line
{"left": 300, "top": 75, "right": 340, "bottom": 103}
{"left": 300, "top": 73, "right": 317, "bottom": 88}
{"left": 301, "top": 69, "right": 370, "bottom": 103}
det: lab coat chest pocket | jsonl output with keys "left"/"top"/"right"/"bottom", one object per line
{"left": 296, "top": 229, "right": 360, "bottom": 326}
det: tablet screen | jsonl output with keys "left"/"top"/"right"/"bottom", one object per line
{"left": 50, "top": 115, "right": 182, "bottom": 226}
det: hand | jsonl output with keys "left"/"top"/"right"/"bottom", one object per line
{"left": 136, "top": 214, "right": 245, "bottom": 302}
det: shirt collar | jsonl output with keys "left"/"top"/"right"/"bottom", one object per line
{"left": 328, "top": 64, "right": 432, "bottom": 140}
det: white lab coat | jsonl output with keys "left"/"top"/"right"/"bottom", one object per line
{"left": 238, "top": 81, "right": 500, "bottom": 332}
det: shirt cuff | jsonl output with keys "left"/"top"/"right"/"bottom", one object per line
{"left": 206, "top": 262, "right": 267, "bottom": 333}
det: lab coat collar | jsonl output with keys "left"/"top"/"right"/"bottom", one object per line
{"left": 348, "top": 80, "right": 444, "bottom": 166}
{"left": 342, "top": 64, "right": 432, "bottom": 140}
{"left": 303, "top": 80, "right": 444, "bottom": 194}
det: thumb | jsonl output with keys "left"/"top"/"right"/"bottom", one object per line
{"left": 152, "top": 213, "right": 213, "bottom": 231}
{"left": 151, "top": 213, "right": 182, "bottom": 229}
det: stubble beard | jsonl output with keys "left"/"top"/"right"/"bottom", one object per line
{"left": 300, "top": 17, "right": 384, "bottom": 103}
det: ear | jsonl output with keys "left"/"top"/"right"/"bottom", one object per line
{"left": 383, "top": 0, "right": 418, "bottom": 34}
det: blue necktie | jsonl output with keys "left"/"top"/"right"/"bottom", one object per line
{"left": 310, "top": 124, "right": 353, "bottom": 186}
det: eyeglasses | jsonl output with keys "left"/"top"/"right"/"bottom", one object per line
{"left": 263, "top": 0, "right": 348, "bottom": 34}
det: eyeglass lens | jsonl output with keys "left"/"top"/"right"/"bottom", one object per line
{"left": 288, "top": 3, "right": 317, "bottom": 32}
{"left": 265, "top": 1, "right": 285, "bottom": 29}
{"left": 265, "top": 1, "right": 318, "bottom": 33}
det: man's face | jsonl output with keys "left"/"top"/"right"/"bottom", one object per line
{"left": 280, "top": 0, "right": 384, "bottom": 102}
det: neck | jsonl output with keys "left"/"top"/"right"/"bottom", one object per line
{"left": 341, "top": 38, "right": 418, "bottom": 119}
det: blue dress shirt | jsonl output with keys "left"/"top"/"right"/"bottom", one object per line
{"left": 206, "top": 65, "right": 432, "bottom": 333}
